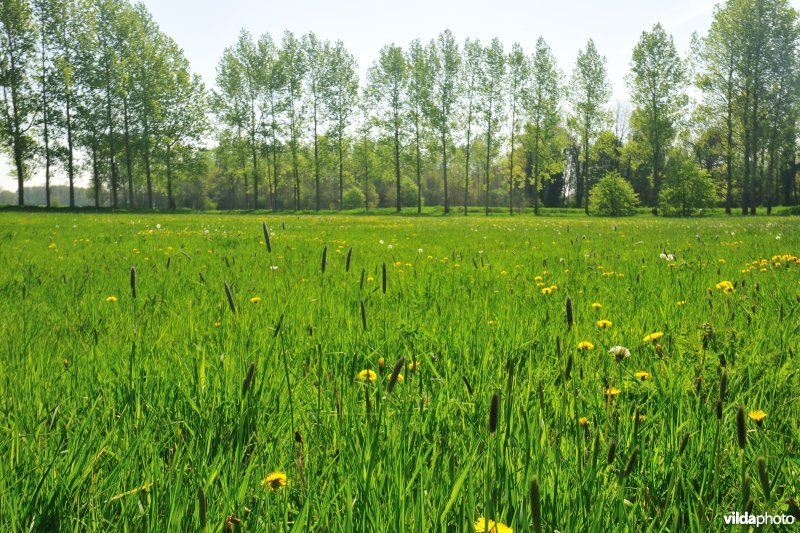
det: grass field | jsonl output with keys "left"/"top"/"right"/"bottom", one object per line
{"left": 1, "top": 212, "right": 799, "bottom": 531}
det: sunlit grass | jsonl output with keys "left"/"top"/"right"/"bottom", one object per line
{"left": 0, "top": 213, "right": 798, "bottom": 531}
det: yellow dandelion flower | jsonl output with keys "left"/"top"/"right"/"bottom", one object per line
{"left": 596, "top": 319, "right": 613, "bottom": 329}
{"left": 213, "top": 321, "right": 221, "bottom": 327}
{"left": 249, "top": 296, "right": 262, "bottom": 303}
{"left": 106, "top": 296, "right": 118, "bottom": 303}
{"left": 634, "top": 371, "right": 651, "bottom": 381}
{"left": 715, "top": 281, "right": 735, "bottom": 293}
{"left": 261, "top": 471, "right": 287, "bottom": 492}
{"left": 534, "top": 276, "right": 543, "bottom": 281}
{"left": 591, "top": 302, "right": 602, "bottom": 309}
{"left": 358, "top": 369, "right": 377, "bottom": 382}
{"left": 633, "top": 413, "right": 647, "bottom": 422}
{"left": 475, "top": 517, "right": 513, "bottom": 533}
{"left": 378, "top": 357, "right": 385, "bottom": 370}
{"left": 605, "top": 387, "right": 621, "bottom": 397}
{"left": 643, "top": 332, "right": 663, "bottom": 343}
{"left": 387, "top": 373, "right": 403, "bottom": 382}
{"left": 500, "top": 270, "right": 508, "bottom": 276}
{"left": 48, "top": 243, "right": 57, "bottom": 249}
{"left": 748, "top": 410, "right": 766, "bottom": 426}
{"left": 578, "top": 417, "right": 591, "bottom": 427}
{"left": 541, "top": 287, "right": 552, "bottom": 295}
{"left": 408, "top": 361, "right": 419, "bottom": 372}
{"left": 676, "top": 300, "right": 686, "bottom": 306}
{"left": 577, "top": 341, "right": 595, "bottom": 351}
{"left": 487, "top": 320, "right": 497, "bottom": 326}
{"left": 367, "top": 275, "right": 374, "bottom": 282}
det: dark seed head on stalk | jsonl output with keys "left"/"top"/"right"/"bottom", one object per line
{"left": 346, "top": 248, "right": 352, "bottom": 272}
{"left": 274, "top": 314, "right": 283, "bottom": 337}
{"left": 130, "top": 266, "right": 136, "bottom": 299}
{"left": 242, "top": 362, "right": 256, "bottom": 395}
{"left": 382, "top": 263, "right": 387, "bottom": 294}
{"left": 489, "top": 392, "right": 499, "bottom": 434}
{"left": 198, "top": 485, "right": 207, "bottom": 530}
{"left": 530, "top": 476, "right": 542, "bottom": 533}
{"left": 387, "top": 355, "right": 406, "bottom": 394}
{"left": 719, "top": 352, "right": 727, "bottom": 367}
{"left": 224, "top": 282, "right": 237, "bottom": 315}
{"left": 736, "top": 405, "right": 747, "bottom": 450}
{"left": 720, "top": 370, "right": 728, "bottom": 401}
{"left": 565, "top": 296, "right": 573, "bottom": 329}
{"left": 199, "top": 272, "right": 206, "bottom": 285}
{"left": 679, "top": 432, "right": 690, "bottom": 456}
{"left": 462, "top": 375, "right": 474, "bottom": 396}
{"left": 607, "top": 439, "right": 617, "bottom": 465}
{"left": 262, "top": 221, "right": 272, "bottom": 253}
{"left": 716, "top": 400, "right": 722, "bottom": 420}
{"left": 756, "top": 457, "right": 770, "bottom": 501}
{"left": 295, "top": 431, "right": 303, "bottom": 444}
{"left": 321, "top": 246, "right": 327, "bottom": 274}
{"left": 623, "top": 446, "right": 639, "bottom": 477}
{"left": 745, "top": 497, "right": 754, "bottom": 514}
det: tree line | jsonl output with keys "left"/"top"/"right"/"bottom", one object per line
{"left": 3, "top": 0, "right": 799, "bottom": 214}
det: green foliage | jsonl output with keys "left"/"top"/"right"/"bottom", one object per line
{"left": 588, "top": 171, "right": 639, "bottom": 216}
{"left": 659, "top": 151, "right": 719, "bottom": 216}
{"left": 342, "top": 186, "right": 365, "bottom": 209}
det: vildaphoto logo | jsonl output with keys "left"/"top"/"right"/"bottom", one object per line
{"left": 723, "top": 512, "right": 796, "bottom": 526}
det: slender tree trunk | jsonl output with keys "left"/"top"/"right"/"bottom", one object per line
{"left": 582, "top": 120, "right": 590, "bottom": 214}
{"left": 144, "top": 118, "right": 153, "bottom": 209}
{"left": 533, "top": 126, "right": 541, "bottom": 215}
{"left": 485, "top": 114, "right": 492, "bottom": 216}
{"left": 251, "top": 132, "right": 259, "bottom": 210}
{"left": 92, "top": 141, "right": 100, "bottom": 208}
{"left": 508, "top": 121, "right": 515, "bottom": 215}
{"left": 725, "top": 98, "right": 733, "bottom": 215}
{"left": 415, "top": 115, "right": 422, "bottom": 214}
{"left": 441, "top": 128, "right": 449, "bottom": 214}
{"left": 66, "top": 91, "right": 75, "bottom": 208}
{"left": 41, "top": 42, "right": 51, "bottom": 208}
{"left": 338, "top": 121, "right": 344, "bottom": 210}
{"left": 363, "top": 132, "right": 369, "bottom": 212}
{"left": 750, "top": 93, "right": 759, "bottom": 215}
{"left": 123, "top": 97, "right": 134, "bottom": 208}
{"left": 105, "top": 73, "right": 118, "bottom": 209}
{"left": 166, "top": 143, "right": 175, "bottom": 209}
{"left": 464, "top": 117, "right": 472, "bottom": 215}
{"left": 314, "top": 99, "right": 320, "bottom": 211}
{"left": 394, "top": 114, "right": 401, "bottom": 212}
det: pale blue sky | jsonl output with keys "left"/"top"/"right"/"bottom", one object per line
{"left": 4, "top": 0, "right": 798, "bottom": 190}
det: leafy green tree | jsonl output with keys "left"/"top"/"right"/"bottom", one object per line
{"left": 459, "top": 38, "right": 482, "bottom": 214}
{"left": 568, "top": 39, "right": 611, "bottom": 212}
{"left": 588, "top": 171, "right": 638, "bottom": 216}
{"left": 0, "top": 0, "right": 38, "bottom": 205}
{"left": 478, "top": 38, "right": 505, "bottom": 215}
{"left": 367, "top": 44, "right": 407, "bottom": 212}
{"left": 659, "top": 150, "right": 718, "bottom": 216}
{"left": 280, "top": 31, "right": 305, "bottom": 209}
{"left": 505, "top": 43, "right": 528, "bottom": 214}
{"left": 304, "top": 32, "right": 331, "bottom": 211}
{"left": 406, "top": 39, "right": 430, "bottom": 213}
{"left": 627, "top": 24, "right": 686, "bottom": 207}
{"left": 324, "top": 40, "right": 358, "bottom": 210}
{"left": 524, "top": 37, "right": 561, "bottom": 214}
{"left": 428, "top": 30, "right": 460, "bottom": 214}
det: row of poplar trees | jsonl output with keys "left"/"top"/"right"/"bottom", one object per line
{"left": 211, "top": 0, "right": 800, "bottom": 214}
{"left": 3, "top": 0, "right": 800, "bottom": 212}
{"left": 0, "top": 0, "right": 206, "bottom": 208}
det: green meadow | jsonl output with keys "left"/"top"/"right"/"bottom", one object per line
{"left": 0, "top": 212, "right": 798, "bottom": 531}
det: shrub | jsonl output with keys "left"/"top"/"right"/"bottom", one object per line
{"left": 588, "top": 171, "right": 638, "bottom": 216}
{"left": 342, "top": 187, "right": 366, "bottom": 210}
{"left": 659, "top": 152, "right": 718, "bottom": 216}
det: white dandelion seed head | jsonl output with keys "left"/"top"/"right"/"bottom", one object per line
{"left": 156, "top": 224, "right": 161, "bottom": 229}
{"left": 609, "top": 346, "right": 631, "bottom": 359}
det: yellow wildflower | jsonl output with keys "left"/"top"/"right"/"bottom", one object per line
{"left": 261, "top": 472, "right": 287, "bottom": 492}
